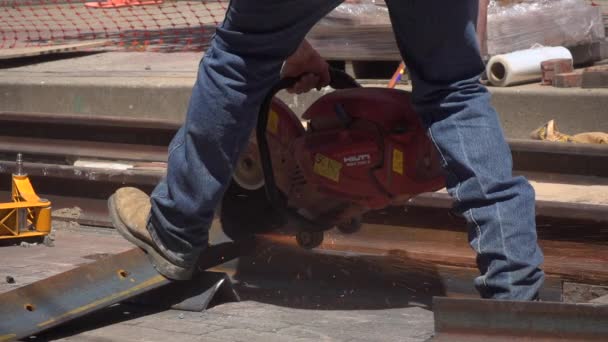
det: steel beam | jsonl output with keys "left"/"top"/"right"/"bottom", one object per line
{"left": 431, "top": 297, "right": 608, "bottom": 341}
{"left": 0, "top": 160, "right": 164, "bottom": 186}
{"left": 0, "top": 111, "right": 181, "bottom": 130}
{"left": 0, "top": 242, "right": 240, "bottom": 341}
{"left": 2, "top": 112, "right": 608, "bottom": 177}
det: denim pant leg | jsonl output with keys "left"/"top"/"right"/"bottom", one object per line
{"left": 385, "top": 0, "right": 544, "bottom": 300}
{"left": 148, "top": 0, "right": 343, "bottom": 267}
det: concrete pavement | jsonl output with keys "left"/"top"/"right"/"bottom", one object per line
{"left": 1, "top": 52, "right": 608, "bottom": 139}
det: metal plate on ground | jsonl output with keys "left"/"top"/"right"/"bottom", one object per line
{"left": 0, "top": 241, "right": 240, "bottom": 341}
{"left": 0, "top": 248, "right": 166, "bottom": 341}
{"left": 431, "top": 297, "right": 608, "bottom": 341}
{"left": 128, "top": 271, "right": 240, "bottom": 312}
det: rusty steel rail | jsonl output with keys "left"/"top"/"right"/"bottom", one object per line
{"left": 5, "top": 113, "right": 608, "bottom": 228}
{"left": 0, "top": 112, "right": 607, "bottom": 225}
{"left": 0, "top": 226, "right": 605, "bottom": 340}
{"left": 0, "top": 113, "right": 606, "bottom": 339}
{"left": 0, "top": 156, "right": 607, "bottom": 229}
{"left": 431, "top": 297, "right": 608, "bottom": 341}
{"left": 0, "top": 242, "right": 242, "bottom": 342}
{"left": 0, "top": 135, "right": 167, "bottom": 162}
{"left": 0, "top": 248, "right": 166, "bottom": 342}
{"left": 0, "top": 160, "right": 164, "bottom": 186}
{"left": 0, "top": 111, "right": 181, "bottom": 130}
{"left": 3, "top": 163, "right": 606, "bottom": 227}
{"left": 1, "top": 111, "right": 608, "bottom": 176}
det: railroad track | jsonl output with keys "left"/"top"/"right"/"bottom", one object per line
{"left": 0, "top": 111, "right": 607, "bottom": 340}
{"left": 1, "top": 111, "right": 608, "bottom": 224}
{"left": 0, "top": 112, "right": 606, "bottom": 266}
{"left": 1, "top": 110, "right": 606, "bottom": 284}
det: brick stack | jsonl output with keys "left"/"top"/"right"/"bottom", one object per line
{"left": 549, "top": 64, "right": 608, "bottom": 88}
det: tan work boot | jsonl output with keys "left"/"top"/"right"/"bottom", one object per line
{"left": 108, "top": 187, "right": 194, "bottom": 280}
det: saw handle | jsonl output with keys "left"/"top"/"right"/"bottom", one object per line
{"left": 277, "top": 67, "right": 361, "bottom": 92}
{"left": 256, "top": 68, "right": 360, "bottom": 231}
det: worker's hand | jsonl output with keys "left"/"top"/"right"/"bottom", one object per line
{"left": 281, "top": 39, "right": 330, "bottom": 94}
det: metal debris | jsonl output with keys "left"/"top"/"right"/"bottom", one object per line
{"left": 19, "top": 242, "right": 38, "bottom": 248}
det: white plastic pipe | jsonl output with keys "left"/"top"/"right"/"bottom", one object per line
{"left": 486, "top": 46, "right": 573, "bottom": 87}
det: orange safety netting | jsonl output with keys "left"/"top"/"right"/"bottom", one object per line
{"left": 0, "top": 0, "right": 227, "bottom": 51}
{"left": 2, "top": 1, "right": 605, "bottom": 53}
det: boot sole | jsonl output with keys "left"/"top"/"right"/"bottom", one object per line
{"left": 108, "top": 194, "right": 193, "bottom": 281}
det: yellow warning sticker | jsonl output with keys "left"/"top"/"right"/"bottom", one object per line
{"left": 267, "top": 110, "right": 279, "bottom": 135}
{"left": 392, "top": 149, "right": 404, "bottom": 175}
{"left": 313, "top": 153, "right": 342, "bottom": 182}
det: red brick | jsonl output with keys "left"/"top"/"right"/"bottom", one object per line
{"left": 582, "top": 68, "right": 608, "bottom": 89}
{"left": 553, "top": 72, "right": 582, "bottom": 88}
{"left": 541, "top": 59, "right": 574, "bottom": 85}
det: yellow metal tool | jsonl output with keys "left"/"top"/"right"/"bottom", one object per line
{"left": 0, "top": 154, "right": 52, "bottom": 241}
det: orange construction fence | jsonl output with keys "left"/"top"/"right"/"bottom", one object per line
{"left": 0, "top": 0, "right": 227, "bottom": 51}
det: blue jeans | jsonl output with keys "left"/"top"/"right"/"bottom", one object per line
{"left": 149, "top": 0, "right": 544, "bottom": 300}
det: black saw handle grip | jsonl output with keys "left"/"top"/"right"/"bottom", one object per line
{"left": 275, "top": 67, "right": 361, "bottom": 94}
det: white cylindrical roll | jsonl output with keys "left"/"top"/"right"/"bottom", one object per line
{"left": 486, "top": 46, "right": 573, "bottom": 87}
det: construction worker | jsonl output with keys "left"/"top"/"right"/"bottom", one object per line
{"left": 109, "top": 0, "right": 544, "bottom": 301}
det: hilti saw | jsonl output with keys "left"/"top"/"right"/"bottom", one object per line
{"left": 221, "top": 69, "right": 445, "bottom": 248}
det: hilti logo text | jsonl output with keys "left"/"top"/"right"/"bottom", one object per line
{"left": 344, "top": 154, "right": 371, "bottom": 166}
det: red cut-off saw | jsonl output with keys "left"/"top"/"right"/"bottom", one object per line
{"left": 221, "top": 69, "right": 445, "bottom": 248}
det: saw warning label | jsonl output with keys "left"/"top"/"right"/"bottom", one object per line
{"left": 267, "top": 110, "right": 279, "bottom": 135}
{"left": 392, "top": 149, "right": 404, "bottom": 175}
{"left": 313, "top": 153, "right": 342, "bottom": 182}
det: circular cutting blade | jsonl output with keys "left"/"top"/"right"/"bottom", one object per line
{"left": 233, "top": 144, "right": 265, "bottom": 191}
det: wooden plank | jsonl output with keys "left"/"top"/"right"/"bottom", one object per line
{"left": 308, "top": 24, "right": 400, "bottom": 62}
{"left": 582, "top": 65, "right": 608, "bottom": 88}
{"left": 478, "top": 0, "right": 489, "bottom": 58}
{"left": 0, "top": 40, "right": 110, "bottom": 60}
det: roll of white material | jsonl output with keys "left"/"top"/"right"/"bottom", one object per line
{"left": 486, "top": 46, "right": 573, "bottom": 87}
